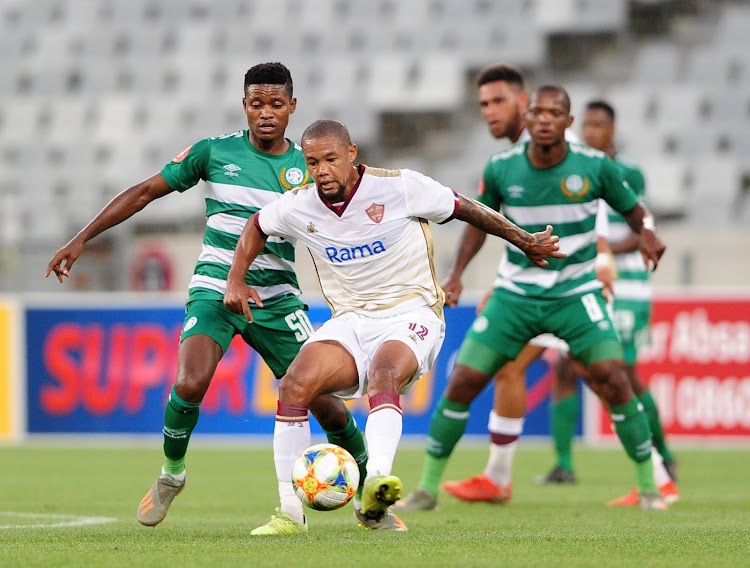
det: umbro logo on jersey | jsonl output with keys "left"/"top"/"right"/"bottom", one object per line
{"left": 223, "top": 164, "right": 241, "bottom": 177}
{"left": 508, "top": 185, "right": 525, "bottom": 199}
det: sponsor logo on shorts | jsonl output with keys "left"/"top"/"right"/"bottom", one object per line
{"left": 597, "top": 320, "right": 611, "bottom": 330}
{"left": 472, "top": 316, "right": 489, "bottom": 333}
{"left": 183, "top": 316, "right": 198, "bottom": 332}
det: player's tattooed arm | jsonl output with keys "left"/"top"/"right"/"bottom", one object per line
{"left": 455, "top": 193, "right": 566, "bottom": 268}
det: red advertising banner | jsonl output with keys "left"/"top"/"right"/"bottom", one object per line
{"left": 594, "top": 294, "right": 750, "bottom": 441}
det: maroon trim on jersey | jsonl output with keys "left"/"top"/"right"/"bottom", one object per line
{"left": 252, "top": 212, "right": 268, "bottom": 237}
{"left": 320, "top": 164, "right": 366, "bottom": 217}
{"left": 438, "top": 191, "right": 461, "bottom": 224}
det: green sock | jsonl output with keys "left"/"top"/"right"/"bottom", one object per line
{"left": 325, "top": 411, "right": 367, "bottom": 500}
{"left": 162, "top": 385, "right": 200, "bottom": 476}
{"left": 611, "top": 397, "right": 657, "bottom": 493}
{"left": 550, "top": 394, "right": 579, "bottom": 472}
{"left": 417, "top": 397, "right": 470, "bottom": 497}
{"left": 639, "top": 390, "right": 673, "bottom": 463}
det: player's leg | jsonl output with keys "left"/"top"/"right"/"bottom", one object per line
{"left": 396, "top": 291, "right": 526, "bottom": 511}
{"left": 557, "top": 292, "right": 665, "bottom": 510}
{"left": 251, "top": 298, "right": 369, "bottom": 502}
{"left": 137, "top": 300, "right": 234, "bottom": 526}
{"left": 442, "top": 343, "right": 544, "bottom": 503}
{"left": 253, "top": 338, "right": 360, "bottom": 535}
{"left": 536, "top": 350, "right": 580, "bottom": 484}
{"left": 356, "top": 308, "right": 443, "bottom": 530}
{"left": 618, "top": 299, "right": 676, "bottom": 478}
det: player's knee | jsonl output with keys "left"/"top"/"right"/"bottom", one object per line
{"left": 174, "top": 371, "right": 211, "bottom": 403}
{"left": 309, "top": 395, "right": 349, "bottom": 431}
{"left": 278, "top": 371, "right": 316, "bottom": 405}
{"left": 588, "top": 360, "right": 632, "bottom": 405}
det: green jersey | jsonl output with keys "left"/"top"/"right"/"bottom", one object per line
{"left": 608, "top": 154, "right": 651, "bottom": 302}
{"left": 161, "top": 130, "right": 310, "bottom": 303}
{"left": 479, "top": 141, "right": 638, "bottom": 298}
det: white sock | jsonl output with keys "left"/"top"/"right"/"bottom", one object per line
{"left": 484, "top": 412, "right": 524, "bottom": 488}
{"left": 651, "top": 446, "right": 671, "bottom": 487}
{"left": 364, "top": 407, "right": 402, "bottom": 482}
{"left": 162, "top": 467, "right": 185, "bottom": 482}
{"left": 274, "top": 417, "right": 310, "bottom": 524}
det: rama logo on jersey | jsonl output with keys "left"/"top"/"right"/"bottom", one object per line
{"left": 325, "top": 240, "right": 386, "bottom": 263}
{"left": 560, "top": 174, "right": 590, "bottom": 199}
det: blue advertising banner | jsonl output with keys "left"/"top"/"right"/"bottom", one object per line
{"left": 25, "top": 302, "right": 578, "bottom": 437}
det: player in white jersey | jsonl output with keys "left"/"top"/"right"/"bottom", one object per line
{"left": 223, "top": 119, "right": 565, "bottom": 535}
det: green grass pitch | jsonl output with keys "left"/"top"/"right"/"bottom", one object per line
{"left": 1, "top": 443, "right": 748, "bottom": 568}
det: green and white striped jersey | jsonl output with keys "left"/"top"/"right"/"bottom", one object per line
{"left": 609, "top": 154, "right": 651, "bottom": 302}
{"left": 161, "top": 130, "right": 310, "bottom": 303}
{"left": 478, "top": 141, "right": 638, "bottom": 299}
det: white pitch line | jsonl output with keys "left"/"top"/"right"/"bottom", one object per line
{"left": 0, "top": 511, "right": 117, "bottom": 529}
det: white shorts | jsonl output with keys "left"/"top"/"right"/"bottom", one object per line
{"left": 305, "top": 306, "right": 446, "bottom": 400}
{"left": 528, "top": 333, "right": 570, "bottom": 352}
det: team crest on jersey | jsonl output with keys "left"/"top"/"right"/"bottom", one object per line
{"left": 171, "top": 145, "right": 192, "bottom": 163}
{"left": 560, "top": 174, "right": 589, "bottom": 199}
{"left": 366, "top": 203, "right": 385, "bottom": 223}
{"left": 280, "top": 167, "right": 309, "bottom": 189}
{"left": 507, "top": 185, "right": 525, "bottom": 199}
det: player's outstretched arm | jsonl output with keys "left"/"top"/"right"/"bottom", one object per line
{"left": 224, "top": 214, "right": 268, "bottom": 323}
{"left": 45, "top": 173, "right": 173, "bottom": 283}
{"left": 454, "top": 194, "right": 566, "bottom": 268}
{"left": 622, "top": 201, "right": 666, "bottom": 271}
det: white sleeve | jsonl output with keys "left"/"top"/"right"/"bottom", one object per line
{"left": 401, "top": 169, "right": 459, "bottom": 223}
{"left": 256, "top": 194, "right": 290, "bottom": 238}
{"left": 594, "top": 199, "right": 609, "bottom": 238}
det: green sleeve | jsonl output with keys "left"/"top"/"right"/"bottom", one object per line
{"left": 601, "top": 157, "right": 638, "bottom": 216}
{"left": 160, "top": 138, "right": 212, "bottom": 193}
{"left": 624, "top": 164, "right": 647, "bottom": 207}
{"left": 477, "top": 159, "right": 503, "bottom": 211}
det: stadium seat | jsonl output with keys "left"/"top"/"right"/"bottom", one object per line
{"left": 630, "top": 43, "right": 682, "bottom": 84}
{"left": 637, "top": 157, "right": 688, "bottom": 218}
{"left": 534, "top": 0, "right": 626, "bottom": 34}
{"left": 686, "top": 156, "right": 741, "bottom": 224}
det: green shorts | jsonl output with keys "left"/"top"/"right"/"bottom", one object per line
{"left": 457, "top": 288, "right": 622, "bottom": 376}
{"left": 180, "top": 295, "right": 314, "bottom": 379}
{"left": 612, "top": 297, "right": 651, "bottom": 366}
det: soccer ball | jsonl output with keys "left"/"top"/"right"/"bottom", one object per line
{"left": 292, "top": 443, "right": 360, "bottom": 511}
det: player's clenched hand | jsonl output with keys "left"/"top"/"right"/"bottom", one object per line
{"left": 523, "top": 225, "right": 566, "bottom": 268}
{"left": 45, "top": 237, "right": 85, "bottom": 283}
{"left": 223, "top": 277, "right": 263, "bottom": 323}
{"left": 440, "top": 274, "right": 463, "bottom": 308}
{"left": 639, "top": 228, "right": 666, "bottom": 271}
